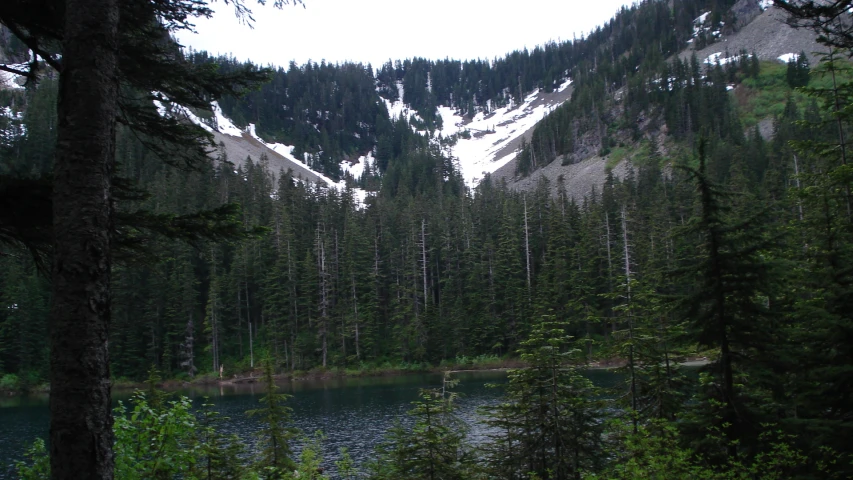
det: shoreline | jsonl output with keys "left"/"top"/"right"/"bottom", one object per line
{"left": 1, "top": 356, "right": 711, "bottom": 396}
{"left": 156, "top": 358, "right": 527, "bottom": 390}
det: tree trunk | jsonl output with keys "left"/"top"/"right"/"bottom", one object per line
{"left": 604, "top": 212, "right": 615, "bottom": 334}
{"left": 49, "top": 0, "right": 119, "bottom": 477}
{"left": 523, "top": 195, "right": 531, "bottom": 292}
{"left": 621, "top": 206, "right": 638, "bottom": 433}
{"left": 421, "top": 218, "right": 428, "bottom": 313}
{"left": 317, "top": 223, "right": 328, "bottom": 368}
{"left": 244, "top": 280, "right": 252, "bottom": 367}
{"left": 351, "top": 272, "right": 360, "bottom": 360}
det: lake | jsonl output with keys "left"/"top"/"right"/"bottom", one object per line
{"left": 0, "top": 369, "right": 624, "bottom": 478}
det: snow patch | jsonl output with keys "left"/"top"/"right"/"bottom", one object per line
{"left": 155, "top": 98, "right": 371, "bottom": 208}
{"left": 694, "top": 12, "right": 710, "bottom": 25}
{"left": 154, "top": 97, "right": 215, "bottom": 133}
{"left": 691, "top": 11, "right": 723, "bottom": 42}
{"left": 705, "top": 52, "right": 724, "bottom": 64}
{"left": 0, "top": 64, "right": 26, "bottom": 90}
{"left": 778, "top": 53, "right": 799, "bottom": 63}
{"left": 705, "top": 51, "right": 751, "bottom": 66}
{"left": 439, "top": 77, "right": 573, "bottom": 186}
{"left": 154, "top": 96, "right": 244, "bottom": 137}
{"left": 341, "top": 152, "right": 374, "bottom": 180}
{"left": 212, "top": 102, "right": 243, "bottom": 136}
{"left": 245, "top": 123, "right": 371, "bottom": 207}
{"left": 759, "top": 0, "right": 773, "bottom": 11}
{"left": 0, "top": 106, "right": 26, "bottom": 146}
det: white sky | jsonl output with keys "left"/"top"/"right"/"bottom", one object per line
{"left": 176, "top": 0, "right": 635, "bottom": 69}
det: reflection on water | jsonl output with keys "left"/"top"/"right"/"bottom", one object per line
{"left": 0, "top": 369, "right": 623, "bottom": 478}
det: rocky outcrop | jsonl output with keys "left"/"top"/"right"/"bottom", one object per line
{"left": 731, "top": 0, "right": 763, "bottom": 30}
{"left": 682, "top": 5, "right": 823, "bottom": 65}
{"left": 211, "top": 130, "right": 327, "bottom": 185}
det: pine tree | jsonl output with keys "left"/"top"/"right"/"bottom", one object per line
{"left": 786, "top": 52, "right": 810, "bottom": 89}
{"left": 674, "top": 140, "right": 777, "bottom": 460}
{"left": 369, "top": 372, "right": 476, "bottom": 480}
{"left": 482, "top": 316, "right": 604, "bottom": 480}
{"left": 0, "top": 2, "right": 287, "bottom": 475}
{"left": 247, "top": 358, "right": 299, "bottom": 478}
{"left": 204, "top": 247, "right": 223, "bottom": 375}
{"left": 193, "top": 400, "right": 246, "bottom": 480}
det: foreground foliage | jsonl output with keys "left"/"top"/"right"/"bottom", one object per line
{"left": 16, "top": 365, "right": 322, "bottom": 480}
{"left": 368, "top": 372, "right": 477, "bottom": 480}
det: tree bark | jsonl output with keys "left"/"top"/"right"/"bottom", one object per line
{"left": 523, "top": 195, "right": 531, "bottom": 292}
{"left": 49, "top": 0, "right": 119, "bottom": 478}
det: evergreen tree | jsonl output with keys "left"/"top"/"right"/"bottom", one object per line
{"left": 786, "top": 52, "right": 810, "bottom": 89}
{"left": 369, "top": 372, "right": 476, "bottom": 480}
{"left": 674, "top": 140, "right": 777, "bottom": 460}
{"left": 0, "top": 1, "right": 286, "bottom": 475}
{"left": 193, "top": 400, "right": 246, "bottom": 480}
{"left": 247, "top": 358, "right": 299, "bottom": 478}
{"left": 482, "top": 316, "right": 604, "bottom": 480}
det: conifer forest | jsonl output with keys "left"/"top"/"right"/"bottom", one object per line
{"left": 3, "top": 0, "right": 853, "bottom": 478}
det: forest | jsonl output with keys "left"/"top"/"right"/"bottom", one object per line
{"left": 2, "top": 0, "right": 853, "bottom": 477}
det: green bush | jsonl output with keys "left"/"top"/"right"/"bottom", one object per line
{"left": 114, "top": 393, "right": 200, "bottom": 479}
{"left": 14, "top": 438, "right": 49, "bottom": 480}
{"left": 0, "top": 373, "right": 20, "bottom": 390}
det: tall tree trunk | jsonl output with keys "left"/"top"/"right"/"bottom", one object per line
{"left": 249, "top": 320, "right": 254, "bottom": 369}
{"left": 604, "top": 212, "right": 615, "bottom": 333}
{"left": 50, "top": 0, "right": 119, "bottom": 477}
{"left": 621, "top": 206, "right": 638, "bottom": 433}
{"left": 351, "top": 273, "right": 360, "bottom": 360}
{"left": 421, "top": 218, "right": 428, "bottom": 312}
{"left": 317, "top": 223, "right": 328, "bottom": 368}
{"left": 237, "top": 286, "right": 243, "bottom": 358}
{"left": 245, "top": 280, "right": 252, "bottom": 367}
{"left": 523, "top": 196, "right": 531, "bottom": 292}
{"left": 793, "top": 154, "right": 804, "bottom": 222}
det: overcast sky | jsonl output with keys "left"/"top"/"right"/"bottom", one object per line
{"left": 176, "top": 0, "right": 635, "bottom": 69}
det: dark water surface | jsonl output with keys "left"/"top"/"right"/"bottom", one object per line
{"left": 0, "top": 369, "right": 622, "bottom": 477}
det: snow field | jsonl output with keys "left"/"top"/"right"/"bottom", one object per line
{"left": 437, "top": 77, "right": 573, "bottom": 186}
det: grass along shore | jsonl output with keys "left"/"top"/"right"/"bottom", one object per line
{"left": 1, "top": 351, "right": 712, "bottom": 396}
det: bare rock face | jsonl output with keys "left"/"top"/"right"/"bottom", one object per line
{"left": 756, "top": 117, "right": 775, "bottom": 141}
{"left": 731, "top": 0, "right": 763, "bottom": 30}
{"left": 682, "top": 5, "right": 823, "bottom": 65}
{"left": 491, "top": 153, "right": 632, "bottom": 203}
{"left": 210, "top": 129, "right": 327, "bottom": 185}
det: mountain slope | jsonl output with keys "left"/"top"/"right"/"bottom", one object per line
{"left": 682, "top": 1, "right": 822, "bottom": 66}
{"left": 492, "top": 1, "right": 824, "bottom": 201}
{"left": 437, "top": 79, "right": 574, "bottom": 186}
{"left": 212, "top": 74, "right": 576, "bottom": 190}
{"left": 164, "top": 100, "right": 371, "bottom": 203}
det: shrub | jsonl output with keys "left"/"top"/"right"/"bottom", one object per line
{"left": 0, "top": 373, "right": 20, "bottom": 391}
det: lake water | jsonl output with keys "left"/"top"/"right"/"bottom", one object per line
{"left": 0, "top": 369, "right": 623, "bottom": 478}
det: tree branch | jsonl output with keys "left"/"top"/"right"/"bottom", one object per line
{"left": 0, "top": 64, "right": 29, "bottom": 76}
{"left": 1, "top": 21, "right": 62, "bottom": 72}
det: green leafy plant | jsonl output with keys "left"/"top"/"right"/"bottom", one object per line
{"left": 14, "top": 438, "right": 49, "bottom": 480}
{"left": 113, "top": 393, "right": 199, "bottom": 479}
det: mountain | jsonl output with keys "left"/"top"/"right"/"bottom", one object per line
{"left": 488, "top": 0, "right": 823, "bottom": 199}
{"left": 0, "top": 0, "right": 822, "bottom": 201}
{"left": 169, "top": 0, "right": 823, "bottom": 202}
